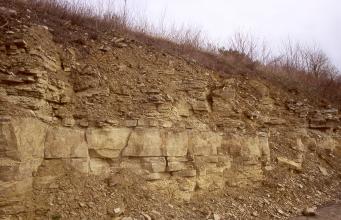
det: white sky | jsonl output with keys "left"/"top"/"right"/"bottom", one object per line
{"left": 84, "top": 0, "right": 341, "bottom": 69}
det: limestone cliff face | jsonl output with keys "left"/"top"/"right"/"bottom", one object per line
{"left": 1, "top": 25, "right": 341, "bottom": 216}
{"left": 1, "top": 118, "right": 270, "bottom": 202}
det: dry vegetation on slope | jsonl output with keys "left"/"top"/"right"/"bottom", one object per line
{"left": 1, "top": 0, "right": 340, "bottom": 106}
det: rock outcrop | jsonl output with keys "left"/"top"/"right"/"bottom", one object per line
{"left": 0, "top": 8, "right": 340, "bottom": 219}
{"left": 1, "top": 117, "right": 272, "bottom": 207}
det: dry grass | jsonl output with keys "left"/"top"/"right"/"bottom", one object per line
{"left": 2, "top": 0, "right": 341, "bottom": 106}
{"left": 265, "top": 41, "right": 341, "bottom": 105}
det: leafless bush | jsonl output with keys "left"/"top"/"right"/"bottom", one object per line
{"left": 301, "top": 46, "right": 337, "bottom": 79}
{"left": 265, "top": 40, "right": 341, "bottom": 104}
{"left": 218, "top": 32, "right": 273, "bottom": 67}
{"left": 276, "top": 39, "right": 304, "bottom": 71}
{"left": 222, "top": 32, "right": 258, "bottom": 61}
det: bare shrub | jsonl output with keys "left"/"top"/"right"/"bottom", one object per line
{"left": 277, "top": 39, "right": 305, "bottom": 71}
{"left": 301, "top": 46, "right": 336, "bottom": 79}
{"left": 218, "top": 32, "right": 273, "bottom": 68}
{"left": 226, "top": 32, "right": 258, "bottom": 61}
{"left": 265, "top": 40, "right": 341, "bottom": 105}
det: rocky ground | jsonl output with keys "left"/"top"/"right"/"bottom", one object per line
{"left": 292, "top": 203, "right": 341, "bottom": 220}
{"left": 1, "top": 1, "right": 341, "bottom": 220}
{"left": 31, "top": 169, "right": 341, "bottom": 220}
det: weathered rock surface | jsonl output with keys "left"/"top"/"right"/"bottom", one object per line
{"left": 0, "top": 6, "right": 340, "bottom": 219}
{"left": 122, "top": 128, "right": 164, "bottom": 157}
{"left": 86, "top": 128, "right": 131, "bottom": 158}
{"left": 277, "top": 157, "right": 303, "bottom": 171}
{"left": 44, "top": 127, "right": 88, "bottom": 159}
{"left": 0, "top": 117, "right": 280, "bottom": 209}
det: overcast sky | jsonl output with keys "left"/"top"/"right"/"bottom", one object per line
{"left": 84, "top": 0, "right": 341, "bottom": 69}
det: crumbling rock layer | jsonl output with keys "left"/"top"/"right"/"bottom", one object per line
{"left": 0, "top": 22, "right": 341, "bottom": 219}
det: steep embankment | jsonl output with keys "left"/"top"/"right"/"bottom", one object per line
{"left": 0, "top": 2, "right": 341, "bottom": 220}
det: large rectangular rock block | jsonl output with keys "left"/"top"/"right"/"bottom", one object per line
{"left": 163, "top": 131, "right": 188, "bottom": 156}
{"left": 141, "top": 157, "right": 167, "bottom": 173}
{"left": 12, "top": 118, "right": 47, "bottom": 160}
{"left": 0, "top": 118, "right": 47, "bottom": 161}
{"left": 221, "top": 133, "right": 270, "bottom": 165}
{"left": 122, "top": 129, "right": 189, "bottom": 157}
{"left": 0, "top": 121, "right": 19, "bottom": 161}
{"left": 122, "top": 128, "right": 163, "bottom": 157}
{"left": 89, "top": 158, "right": 110, "bottom": 176}
{"left": 86, "top": 128, "right": 131, "bottom": 158}
{"left": 167, "top": 161, "right": 188, "bottom": 172}
{"left": 188, "top": 131, "right": 222, "bottom": 156}
{"left": 69, "top": 158, "right": 89, "bottom": 174}
{"left": 44, "top": 127, "right": 88, "bottom": 158}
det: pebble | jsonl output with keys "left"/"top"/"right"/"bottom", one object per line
{"left": 213, "top": 213, "right": 221, "bottom": 220}
{"left": 252, "top": 211, "right": 259, "bottom": 217}
{"left": 277, "top": 208, "right": 285, "bottom": 215}
{"left": 141, "top": 212, "right": 152, "bottom": 220}
{"left": 318, "top": 166, "right": 328, "bottom": 176}
{"left": 114, "top": 207, "right": 123, "bottom": 215}
{"left": 302, "top": 207, "right": 317, "bottom": 216}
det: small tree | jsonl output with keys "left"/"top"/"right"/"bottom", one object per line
{"left": 301, "top": 46, "right": 333, "bottom": 79}
{"left": 228, "top": 32, "right": 258, "bottom": 60}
